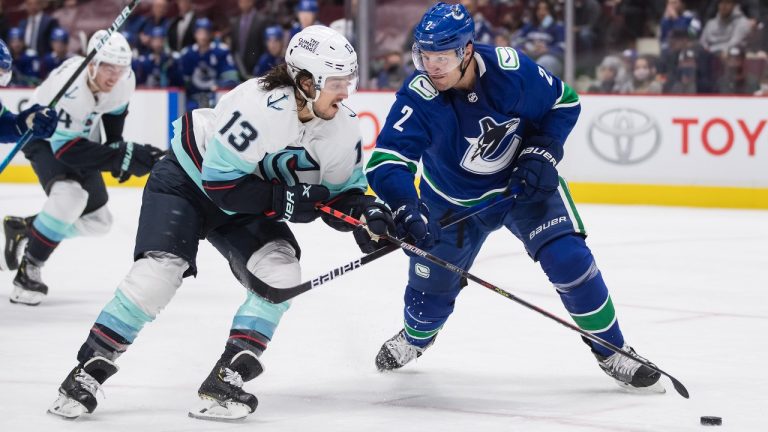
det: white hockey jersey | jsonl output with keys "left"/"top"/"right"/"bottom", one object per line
{"left": 170, "top": 78, "right": 365, "bottom": 213}
{"left": 31, "top": 56, "right": 136, "bottom": 153}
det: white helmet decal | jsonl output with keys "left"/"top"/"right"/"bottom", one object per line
{"left": 285, "top": 25, "right": 358, "bottom": 100}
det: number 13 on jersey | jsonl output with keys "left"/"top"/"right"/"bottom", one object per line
{"left": 219, "top": 111, "right": 258, "bottom": 152}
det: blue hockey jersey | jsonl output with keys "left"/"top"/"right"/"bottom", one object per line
{"left": 365, "top": 44, "right": 580, "bottom": 210}
{"left": 180, "top": 42, "right": 239, "bottom": 96}
{"left": 135, "top": 51, "right": 183, "bottom": 87}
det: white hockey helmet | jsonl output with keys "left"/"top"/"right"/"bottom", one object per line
{"left": 285, "top": 25, "right": 358, "bottom": 101}
{"left": 87, "top": 30, "right": 132, "bottom": 67}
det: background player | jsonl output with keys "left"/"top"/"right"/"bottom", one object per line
{"left": 2, "top": 30, "right": 164, "bottom": 306}
{"left": 47, "top": 25, "right": 392, "bottom": 421}
{"left": 366, "top": 3, "right": 664, "bottom": 393}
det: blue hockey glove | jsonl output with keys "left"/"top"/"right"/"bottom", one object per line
{"left": 511, "top": 136, "right": 564, "bottom": 203}
{"left": 392, "top": 200, "right": 440, "bottom": 250}
{"left": 16, "top": 104, "right": 58, "bottom": 138}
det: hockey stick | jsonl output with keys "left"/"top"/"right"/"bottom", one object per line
{"left": 229, "top": 186, "right": 522, "bottom": 304}
{"left": 318, "top": 205, "right": 691, "bottom": 399}
{"left": 0, "top": 0, "right": 142, "bottom": 175}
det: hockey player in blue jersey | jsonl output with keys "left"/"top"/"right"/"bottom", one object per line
{"left": 180, "top": 18, "right": 240, "bottom": 110}
{"left": 252, "top": 25, "right": 285, "bottom": 77}
{"left": 46, "top": 25, "right": 393, "bottom": 421}
{"left": 366, "top": 3, "right": 664, "bottom": 393}
{"left": 6, "top": 27, "right": 41, "bottom": 87}
{"left": 0, "top": 38, "right": 57, "bottom": 143}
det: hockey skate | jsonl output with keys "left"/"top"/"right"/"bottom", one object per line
{"left": 1, "top": 216, "right": 29, "bottom": 271}
{"left": 189, "top": 350, "right": 263, "bottom": 421}
{"left": 10, "top": 255, "right": 48, "bottom": 306}
{"left": 375, "top": 329, "right": 435, "bottom": 371}
{"left": 48, "top": 356, "right": 119, "bottom": 419}
{"left": 588, "top": 339, "right": 665, "bottom": 393}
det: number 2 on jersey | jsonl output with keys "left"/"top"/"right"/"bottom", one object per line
{"left": 393, "top": 105, "right": 413, "bottom": 132}
{"left": 219, "top": 111, "right": 258, "bottom": 152}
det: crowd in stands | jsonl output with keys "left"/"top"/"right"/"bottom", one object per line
{"left": 0, "top": 0, "right": 766, "bottom": 98}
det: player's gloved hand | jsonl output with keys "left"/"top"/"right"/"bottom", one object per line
{"left": 16, "top": 104, "right": 58, "bottom": 138}
{"left": 320, "top": 191, "right": 394, "bottom": 253}
{"left": 392, "top": 200, "right": 440, "bottom": 250}
{"left": 269, "top": 183, "right": 330, "bottom": 223}
{"left": 510, "top": 136, "right": 564, "bottom": 203}
{"left": 110, "top": 141, "right": 165, "bottom": 183}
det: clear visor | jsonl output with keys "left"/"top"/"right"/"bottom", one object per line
{"left": 412, "top": 43, "right": 464, "bottom": 75}
{"left": 320, "top": 71, "right": 359, "bottom": 98}
{"left": 0, "top": 68, "right": 12, "bottom": 87}
{"left": 97, "top": 62, "right": 130, "bottom": 79}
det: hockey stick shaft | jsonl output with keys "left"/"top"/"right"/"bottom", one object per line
{"left": 0, "top": 0, "right": 142, "bottom": 175}
{"left": 231, "top": 188, "right": 521, "bottom": 304}
{"left": 318, "top": 205, "right": 690, "bottom": 399}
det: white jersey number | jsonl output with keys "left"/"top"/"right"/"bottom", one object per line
{"left": 392, "top": 105, "right": 413, "bottom": 132}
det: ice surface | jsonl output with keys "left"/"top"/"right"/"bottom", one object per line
{"left": 1, "top": 184, "right": 766, "bottom": 431}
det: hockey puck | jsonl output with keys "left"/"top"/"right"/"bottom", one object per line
{"left": 700, "top": 416, "right": 722, "bottom": 426}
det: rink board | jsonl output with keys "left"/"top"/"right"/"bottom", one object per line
{"left": 1, "top": 89, "right": 766, "bottom": 208}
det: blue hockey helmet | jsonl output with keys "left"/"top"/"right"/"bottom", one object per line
{"left": 412, "top": 3, "right": 475, "bottom": 74}
{"left": 51, "top": 27, "right": 69, "bottom": 43}
{"left": 0, "top": 39, "right": 12, "bottom": 86}
{"left": 296, "top": 0, "right": 318, "bottom": 13}
{"left": 150, "top": 26, "right": 165, "bottom": 39}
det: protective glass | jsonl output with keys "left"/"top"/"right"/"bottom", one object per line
{"left": 412, "top": 43, "right": 464, "bottom": 75}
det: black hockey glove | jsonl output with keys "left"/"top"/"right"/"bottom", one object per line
{"left": 269, "top": 183, "right": 330, "bottom": 223}
{"left": 109, "top": 141, "right": 165, "bottom": 183}
{"left": 321, "top": 191, "right": 395, "bottom": 253}
{"left": 16, "top": 104, "right": 58, "bottom": 138}
{"left": 392, "top": 199, "right": 440, "bottom": 251}
{"left": 510, "top": 136, "right": 564, "bottom": 203}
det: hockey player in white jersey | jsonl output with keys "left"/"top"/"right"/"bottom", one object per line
{"left": 2, "top": 30, "right": 164, "bottom": 306}
{"left": 47, "top": 25, "right": 393, "bottom": 421}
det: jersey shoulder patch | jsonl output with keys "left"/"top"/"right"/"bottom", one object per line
{"left": 407, "top": 74, "right": 439, "bottom": 101}
{"left": 495, "top": 46, "right": 521, "bottom": 71}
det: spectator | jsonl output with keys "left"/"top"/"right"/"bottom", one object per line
{"left": 374, "top": 50, "right": 409, "bottom": 90}
{"left": 290, "top": 0, "right": 321, "bottom": 38}
{"left": 7, "top": 27, "right": 40, "bottom": 87}
{"left": 167, "top": 0, "right": 197, "bottom": 53}
{"left": 630, "top": 55, "right": 663, "bottom": 93}
{"left": 665, "top": 48, "right": 699, "bottom": 93}
{"left": 573, "top": 0, "right": 601, "bottom": 51}
{"left": 230, "top": 0, "right": 270, "bottom": 81}
{"left": 136, "top": 26, "right": 182, "bottom": 88}
{"left": 517, "top": 0, "right": 565, "bottom": 76}
{"left": 180, "top": 18, "right": 239, "bottom": 110}
{"left": 700, "top": 0, "right": 752, "bottom": 55}
{"left": 588, "top": 55, "right": 632, "bottom": 93}
{"left": 121, "top": 30, "right": 142, "bottom": 60}
{"left": 19, "top": 0, "right": 59, "bottom": 56}
{"left": 497, "top": 6, "right": 526, "bottom": 48}
{"left": 461, "top": 0, "right": 495, "bottom": 45}
{"left": 252, "top": 25, "right": 284, "bottom": 77}
{"left": 660, "top": 0, "right": 702, "bottom": 52}
{"left": 139, "top": 0, "right": 171, "bottom": 50}
{"left": 40, "top": 27, "right": 69, "bottom": 77}
{"left": 717, "top": 45, "right": 755, "bottom": 93}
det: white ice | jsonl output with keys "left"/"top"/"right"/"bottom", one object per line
{"left": 0, "top": 184, "right": 766, "bottom": 432}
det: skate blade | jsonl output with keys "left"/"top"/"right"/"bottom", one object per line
{"left": 47, "top": 394, "right": 87, "bottom": 420}
{"left": 615, "top": 379, "right": 666, "bottom": 395}
{"left": 9, "top": 286, "right": 44, "bottom": 306}
{"left": 188, "top": 399, "right": 252, "bottom": 422}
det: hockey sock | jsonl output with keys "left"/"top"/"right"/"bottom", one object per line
{"left": 220, "top": 330, "right": 268, "bottom": 364}
{"left": 402, "top": 286, "right": 457, "bottom": 348}
{"left": 26, "top": 215, "right": 62, "bottom": 262}
{"left": 538, "top": 235, "right": 624, "bottom": 357}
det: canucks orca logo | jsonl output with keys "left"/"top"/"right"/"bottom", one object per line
{"left": 460, "top": 116, "right": 522, "bottom": 175}
{"left": 258, "top": 147, "right": 320, "bottom": 186}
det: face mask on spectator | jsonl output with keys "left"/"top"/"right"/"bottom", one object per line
{"left": 634, "top": 67, "right": 650, "bottom": 81}
{"left": 541, "top": 15, "right": 553, "bottom": 28}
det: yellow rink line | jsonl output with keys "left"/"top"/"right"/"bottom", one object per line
{"left": 1, "top": 165, "right": 766, "bottom": 209}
